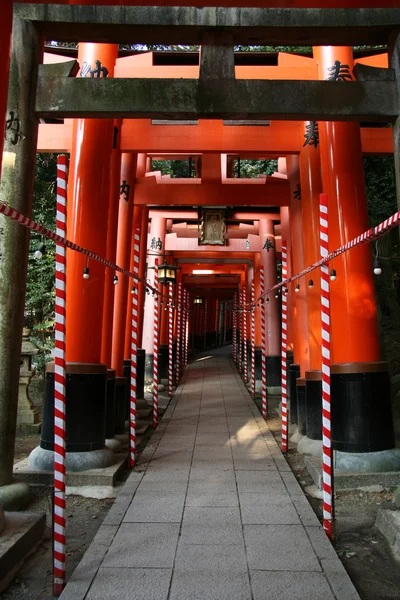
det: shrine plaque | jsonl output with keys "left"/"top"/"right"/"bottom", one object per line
{"left": 199, "top": 209, "right": 226, "bottom": 246}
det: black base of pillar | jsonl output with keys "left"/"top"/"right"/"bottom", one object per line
{"left": 208, "top": 331, "right": 217, "bottom": 347}
{"left": 296, "top": 379, "right": 307, "bottom": 436}
{"left": 137, "top": 349, "right": 145, "bottom": 398}
{"left": 105, "top": 369, "right": 116, "bottom": 439}
{"left": 159, "top": 344, "right": 169, "bottom": 380}
{"left": 144, "top": 353, "right": 154, "bottom": 388}
{"left": 266, "top": 355, "right": 281, "bottom": 388}
{"left": 255, "top": 348, "right": 262, "bottom": 381}
{"left": 305, "top": 371, "right": 322, "bottom": 441}
{"left": 41, "top": 363, "right": 107, "bottom": 452}
{"left": 114, "top": 376, "right": 126, "bottom": 435}
{"left": 289, "top": 364, "right": 300, "bottom": 425}
{"left": 331, "top": 362, "right": 395, "bottom": 453}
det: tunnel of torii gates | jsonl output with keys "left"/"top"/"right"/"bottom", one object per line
{"left": 1, "top": 0, "right": 400, "bottom": 508}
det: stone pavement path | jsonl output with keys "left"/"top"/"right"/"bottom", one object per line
{"left": 61, "top": 348, "right": 360, "bottom": 600}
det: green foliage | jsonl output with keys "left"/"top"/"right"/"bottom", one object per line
{"left": 234, "top": 159, "right": 277, "bottom": 178}
{"left": 152, "top": 159, "right": 194, "bottom": 178}
{"left": 26, "top": 154, "right": 58, "bottom": 374}
{"left": 364, "top": 156, "right": 397, "bottom": 226}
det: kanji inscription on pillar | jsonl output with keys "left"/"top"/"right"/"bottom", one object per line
{"left": 326, "top": 60, "right": 353, "bottom": 81}
{"left": 80, "top": 60, "right": 109, "bottom": 78}
{"left": 4, "top": 111, "right": 25, "bottom": 145}
{"left": 293, "top": 183, "right": 302, "bottom": 200}
{"left": 120, "top": 180, "right": 131, "bottom": 202}
{"left": 303, "top": 121, "right": 319, "bottom": 148}
{"left": 150, "top": 237, "right": 163, "bottom": 251}
{"left": 263, "top": 238, "right": 274, "bottom": 252}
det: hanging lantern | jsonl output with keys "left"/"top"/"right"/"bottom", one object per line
{"left": 308, "top": 279, "right": 314, "bottom": 289}
{"left": 373, "top": 257, "right": 382, "bottom": 276}
{"left": 34, "top": 242, "right": 46, "bottom": 260}
{"left": 158, "top": 263, "right": 178, "bottom": 286}
{"left": 330, "top": 269, "right": 337, "bottom": 281}
{"left": 295, "top": 284, "right": 300, "bottom": 293}
{"left": 83, "top": 267, "right": 90, "bottom": 280}
{"left": 193, "top": 297, "right": 203, "bottom": 305}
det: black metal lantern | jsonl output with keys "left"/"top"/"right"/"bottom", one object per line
{"left": 193, "top": 297, "right": 203, "bottom": 305}
{"left": 158, "top": 263, "right": 178, "bottom": 286}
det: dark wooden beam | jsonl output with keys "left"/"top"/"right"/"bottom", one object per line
{"left": 35, "top": 76, "right": 398, "bottom": 122}
{"left": 15, "top": 4, "right": 400, "bottom": 47}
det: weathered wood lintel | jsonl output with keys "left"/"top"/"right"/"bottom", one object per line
{"left": 15, "top": 4, "right": 400, "bottom": 46}
{"left": 35, "top": 77, "right": 398, "bottom": 122}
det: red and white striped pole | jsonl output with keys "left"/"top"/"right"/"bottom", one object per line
{"left": 168, "top": 283, "right": 174, "bottom": 398}
{"left": 185, "top": 290, "right": 189, "bottom": 366}
{"left": 215, "top": 299, "right": 220, "bottom": 346}
{"left": 232, "top": 293, "right": 237, "bottom": 362}
{"left": 153, "top": 260, "right": 159, "bottom": 429}
{"left": 53, "top": 155, "right": 68, "bottom": 596}
{"left": 260, "top": 266, "right": 268, "bottom": 420}
{"left": 320, "top": 193, "right": 335, "bottom": 540}
{"left": 251, "top": 280, "right": 256, "bottom": 398}
{"left": 243, "top": 288, "right": 248, "bottom": 383}
{"left": 238, "top": 290, "right": 243, "bottom": 373}
{"left": 281, "top": 241, "right": 288, "bottom": 453}
{"left": 203, "top": 298, "right": 208, "bottom": 349}
{"left": 176, "top": 282, "right": 182, "bottom": 385}
{"left": 223, "top": 301, "right": 227, "bottom": 345}
{"left": 181, "top": 289, "right": 187, "bottom": 369}
{"left": 129, "top": 227, "right": 140, "bottom": 468}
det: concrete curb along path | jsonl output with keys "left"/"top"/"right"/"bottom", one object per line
{"left": 60, "top": 348, "right": 361, "bottom": 600}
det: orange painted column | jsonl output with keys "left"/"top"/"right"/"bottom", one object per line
{"left": 259, "top": 219, "right": 280, "bottom": 356}
{"left": 0, "top": 0, "right": 12, "bottom": 178}
{"left": 300, "top": 123, "right": 323, "bottom": 372}
{"left": 142, "top": 216, "right": 167, "bottom": 356}
{"left": 286, "top": 155, "right": 310, "bottom": 377}
{"left": 111, "top": 153, "right": 138, "bottom": 376}
{"left": 101, "top": 120, "right": 122, "bottom": 368}
{"left": 123, "top": 155, "right": 148, "bottom": 359}
{"left": 280, "top": 206, "right": 293, "bottom": 352}
{"left": 254, "top": 254, "right": 262, "bottom": 347}
{"left": 314, "top": 46, "right": 380, "bottom": 365}
{"left": 136, "top": 206, "right": 149, "bottom": 349}
{"left": 66, "top": 43, "right": 117, "bottom": 364}
{"left": 259, "top": 218, "right": 282, "bottom": 392}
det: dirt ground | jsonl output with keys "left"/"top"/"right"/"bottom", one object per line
{"left": 2, "top": 426, "right": 116, "bottom": 600}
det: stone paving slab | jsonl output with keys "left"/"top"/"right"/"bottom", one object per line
{"left": 60, "top": 348, "right": 361, "bottom": 600}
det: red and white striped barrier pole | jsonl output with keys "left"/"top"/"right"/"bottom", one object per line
{"left": 238, "top": 291, "right": 243, "bottom": 373}
{"left": 243, "top": 288, "right": 249, "bottom": 383}
{"left": 251, "top": 280, "right": 256, "bottom": 398}
{"left": 281, "top": 241, "right": 288, "bottom": 453}
{"left": 176, "top": 282, "right": 182, "bottom": 385}
{"left": 232, "top": 293, "right": 237, "bottom": 362}
{"left": 168, "top": 283, "right": 174, "bottom": 398}
{"left": 260, "top": 266, "right": 267, "bottom": 420}
{"left": 185, "top": 290, "right": 190, "bottom": 366}
{"left": 53, "top": 155, "right": 68, "bottom": 596}
{"left": 203, "top": 298, "right": 208, "bottom": 350}
{"left": 129, "top": 227, "right": 140, "bottom": 468}
{"left": 181, "top": 290, "right": 187, "bottom": 370}
{"left": 223, "top": 301, "right": 227, "bottom": 345}
{"left": 153, "top": 260, "right": 159, "bottom": 429}
{"left": 215, "top": 299, "right": 220, "bottom": 346}
{"left": 320, "top": 193, "right": 335, "bottom": 540}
